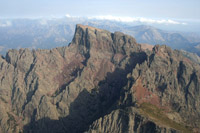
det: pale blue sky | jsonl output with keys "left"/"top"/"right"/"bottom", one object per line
{"left": 0, "top": 0, "right": 199, "bottom": 21}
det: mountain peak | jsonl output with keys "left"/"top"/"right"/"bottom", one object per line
{"left": 71, "top": 24, "right": 109, "bottom": 45}
{"left": 71, "top": 24, "right": 139, "bottom": 56}
{"left": 76, "top": 24, "right": 103, "bottom": 32}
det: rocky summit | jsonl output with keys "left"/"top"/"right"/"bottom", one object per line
{"left": 0, "top": 24, "right": 199, "bottom": 133}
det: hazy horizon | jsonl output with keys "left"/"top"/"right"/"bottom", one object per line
{"left": 0, "top": 0, "right": 199, "bottom": 33}
{"left": 0, "top": 0, "right": 199, "bottom": 20}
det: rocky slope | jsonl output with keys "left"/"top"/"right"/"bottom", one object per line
{"left": 180, "top": 50, "right": 200, "bottom": 64}
{"left": 0, "top": 24, "right": 199, "bottom": 133}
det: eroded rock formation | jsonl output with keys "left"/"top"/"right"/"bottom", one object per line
{"left": 0, "top": 24, "right": 199, "bottom": 133}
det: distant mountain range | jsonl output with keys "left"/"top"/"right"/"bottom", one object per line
{"left": 88, "top": 24, "right": 200, "bottom": 56}
{"left": 0, "top": 19, "right": 75, "bottom": 55}
{"left": 0, "top": 18, "right": 200, "bottom": 57}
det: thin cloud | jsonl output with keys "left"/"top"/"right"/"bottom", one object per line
{"left": 39, "top": 19, "right": 48, "bottom": 25}
{"left": 88, "top": 15, "right": 187, "bottom": 25}
{"left": 65, "top": 14, "right": 71, "bottom": 18}
{"left": 0, "top": 21, "right": 12, "bottom": 27}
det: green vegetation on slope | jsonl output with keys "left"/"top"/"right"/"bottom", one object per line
{"left": 139, "top": 102, "right": 192, "bottom": 133}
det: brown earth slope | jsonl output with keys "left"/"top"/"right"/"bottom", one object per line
{"left": 0, "top": 24, "right": 199, "bottom": 133}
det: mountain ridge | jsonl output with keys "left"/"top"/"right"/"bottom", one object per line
{"left": 0, "top": 24, "right": 199, "bottom": 133}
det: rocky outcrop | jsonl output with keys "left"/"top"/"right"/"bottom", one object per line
{"left": 180, "top": 50, "right": 200, "bottom": 64}
{"left": 0, "top": 24, "right": 199, "bottom": 133}
{"left": 88, "top": 107, "right": 177, "bottom": 133}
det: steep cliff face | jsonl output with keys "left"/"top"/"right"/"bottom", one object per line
{"left": 0, "top": 24, "right": 199, "bottom": 133}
